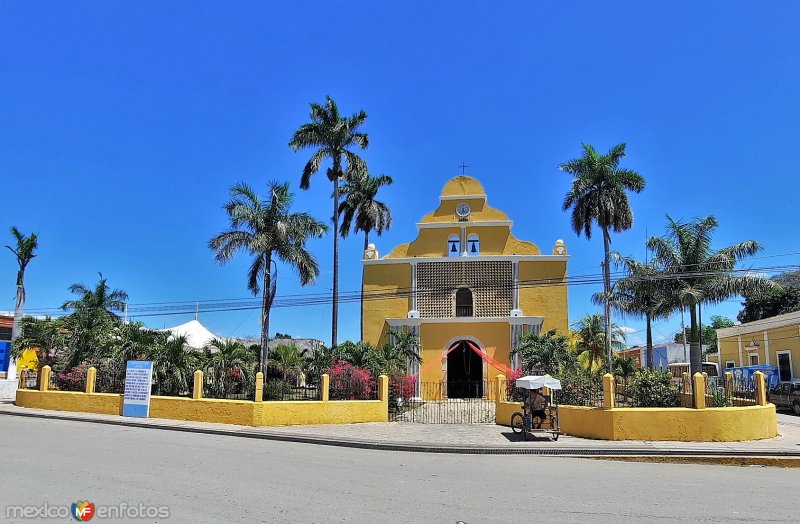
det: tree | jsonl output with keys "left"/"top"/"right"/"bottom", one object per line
{"left": 596, "top": 253, "right": 671, "bottom": 370}
{"left": 738, "top": 271, "right": 800, "bottom": 323}
{"left": 289, "top": 96, "right": 369, "bottom": 347}
{"left": 12, "top": 316, "right": 65, "bottom": 368}
{"left": 209, "top": 181, "right": 327, "bottom": 372}
{"left": 339, "top": 171, "right": 393, "bottom": 341}
{"left": 648, "top": 215, "right": 772, "bottom": 375}
{"left": 560, "top": 143, "right": 645, "bottom": 369}
{"left": 149, "top": 333, "right": 195, "bottom": 396}
{"left": 6, "top": 227, "right": 39, "bottom": 340}
{"left": 375, "top": 330, "right": 421, "bottom": 376}
{"left": 60, "top": 274, "right": 128, "bottom": 368}
{"left": 613, "top": 355, "right": 638, "bottom": 393}
{"left": 511, "top": 329, "right": 571, "bottom": 376}
{"left": 269, "top": 343, "right": 307, "bottom": 384}
{"left": 203, "top": 338, "right": 256, "bottom": 398}
{"left": 61, "top": 273, "right": 128, "bottom": 320}
{"left": 674, "top": 315, "right": 734, "bottom": 353}
{"left": 572, "top": 314, "right": 626, "bottom": 373}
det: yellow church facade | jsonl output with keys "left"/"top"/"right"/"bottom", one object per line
{"left": 362, "top": 176, "right": 569, "bottom": 398}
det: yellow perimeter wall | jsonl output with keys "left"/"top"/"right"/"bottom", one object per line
{"left": 495, "top": 400, "right": 778, "bottom": 442}
{"left": 15, "top": 389, "right": 388, "bottom": 427}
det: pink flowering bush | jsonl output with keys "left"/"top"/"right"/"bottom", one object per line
{"left": 53, "top": 364, "right": 88, "bottom": 392}
{"left": 327, "top": 360, "right": 374, "bottom": 400}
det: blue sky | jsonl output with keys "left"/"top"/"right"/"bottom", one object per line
{"left": 2, "top": 2, "right": 799, "bottom": 346}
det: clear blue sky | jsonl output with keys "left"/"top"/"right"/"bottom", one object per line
{"left": 2, "top": 2, "right": 799, "bottom": 346}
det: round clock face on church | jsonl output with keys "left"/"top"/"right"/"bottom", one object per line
{"left": 456, "top": 203, "right": 471, "bottom": 218}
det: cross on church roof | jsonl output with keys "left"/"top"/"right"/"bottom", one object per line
{"left": 458, "top": 162, "right": 469, "bottom": 176}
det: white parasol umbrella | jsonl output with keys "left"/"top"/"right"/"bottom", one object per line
{"left": 515, "top": 375, "right": 562, "bottom": 390}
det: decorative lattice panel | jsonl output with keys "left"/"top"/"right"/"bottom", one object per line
{"left": 416, "top": 261, "right": 512, "bottom": 318}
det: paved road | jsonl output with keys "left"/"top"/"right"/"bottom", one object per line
{"left": 1, "top": 416, "right": 795, "bottom": 523}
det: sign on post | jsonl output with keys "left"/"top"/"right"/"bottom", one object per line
{"left": 122, "top": 360, "right": 153, "bottom": 417}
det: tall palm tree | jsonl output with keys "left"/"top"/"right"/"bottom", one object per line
{"left": 61, "top": 273, "right": 128, "bottom": 320}
{"left": 289, "top": 96, "right": 369, "bottom": 347}
{"left": 594, "top": 253, "right": 672, "bottom": 370}
{"left": 560, "top": 143, "right": 645, "bottom": 368}
{"left": 6, "top": 227, "right": 39, "bottom": 340}
{"left": 572, "top": 313, "right": 626, "bottom": 373}
{"left": 339, "top": 171, "right": 393, "bottom": 341}
{"left": 648, "top": 215, "right": 771, "bottom": 375}
{"left": 511, "top": 329, "right": 570, "bottom": 376}
{"left": 209, "top": 181, "right": 327, "bottom": 372}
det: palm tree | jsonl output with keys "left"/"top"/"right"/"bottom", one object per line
{"left": 335, "top": 340, "right": 377, "bottom": 371}
{"left": 209, "top": 181, "right": 327, "bottom": 372}
{"left": 289, "top": 96, "right": 369, "bottom": 347}
{"left": 12, "top": 316, "right": 65, "bottom": 369}
{"left": 6, "top": 227, "right": 39, "bottom": 341}
{"left": 269, "top": 343, "right": 307, "bottom": 385}
{"left": 511, "top": 329, "right": 570, "bottom": 376}
{"left": 572, "top": 313, "right": 626, "bottom": 373}
{"left": 203, "top": 338, "right": 256, "bottom": 398}
{"left": 560, "top": 143, "right": 645, "bottom": 368}
{"left": 376, "top": 331, "right": 422, "bottom": 376}
{"left": 648, "top": 215, "right": 771, "bottom": 375}
{"left": 613, "top": 354, "right": 638, "bottom": 398}
{"left": 594, "top": 253, "right": 672, "bottom": 370}
{"left": 339, "top": 171, "right": 393, "bottom": 340}
{"left": 149, "top": 333, "right": 195, "bottom": 396}
{"left": 61, "top": 273, "right": 128, "bottom": 320}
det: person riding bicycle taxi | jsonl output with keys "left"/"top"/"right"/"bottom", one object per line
{"left": 524, "top": 388, "right": 549, "bottom": 429}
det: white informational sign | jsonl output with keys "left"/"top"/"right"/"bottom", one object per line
{"left": 122, "top": 360, "right": 154, "bottom": 418}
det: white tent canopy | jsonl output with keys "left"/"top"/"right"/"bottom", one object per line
{"left": 160, "top": 320, "right": 219, "bottom": 349}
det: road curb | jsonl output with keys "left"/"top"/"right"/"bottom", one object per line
{"left": 3, "top": 407, "right": 800, "bottom": 461}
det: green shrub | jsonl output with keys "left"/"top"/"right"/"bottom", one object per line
{"left": 264, "top": 379, "right": 291, "bottom": 400}
{"left": 709, "top": 388, "right": 733, "bottom": 407}
{"left": 555, "top": 370, "right": 603, "bottom": 406}
{"left": 629, "top": 369, "right": 678, "bottom": 407}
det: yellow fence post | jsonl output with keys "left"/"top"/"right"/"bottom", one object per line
{"left": 321, "top": 373, "right": 330, "bottom": 402}
{"left": 85, "top": 367, "right": 97, "bottom": 394}
{"left": 192, "top": 370, "right": 204, "bottom": 399}
{"left": 378, "top": 374, "right": 388, "bottom": 402}
{"left": 39, "top": 365, "right": 51, "bottom": 392}
{"left": 602, "top": 373, "right": 615, "bottom": 409}
{"left": 682, "top": 372, "right": 691, "bottom": 407}
{"left": 693, "top": 372, "right": 706, "bottom": 409}
{"left": 495, "top": 374, "right": 506, "bottom": 403}
{"left": 254, "top": 372, "right": 264, "bottom": 402}
{"left": 724, "top": 371, "right": 733, "bottom": 398}
{"left": 754, "top": 371, "right": 767, "bottom": 406}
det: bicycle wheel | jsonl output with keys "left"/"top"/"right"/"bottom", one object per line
{"left": 511, "top": 412, "right": 524, "bottom": 434}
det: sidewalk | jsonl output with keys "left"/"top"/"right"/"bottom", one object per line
{"left": 2, "top": 402, "right": 799, "bottom": 457}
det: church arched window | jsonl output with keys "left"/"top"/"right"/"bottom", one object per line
{"left": 455, "top": 287, "right": 473, "bottom": 317}
{"left": 448, "top": 235, "right": 460, "bottom": 257}
{"left": 467, "top": 234, "right": 480, "bottom": 255}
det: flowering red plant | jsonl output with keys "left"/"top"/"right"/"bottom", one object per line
{"left": 327, "top": 360, "right": 374, "bottom": 400}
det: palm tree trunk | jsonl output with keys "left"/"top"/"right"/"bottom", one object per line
{"left": 12, "top": 283, "right": 23, "bottom": 340}
{"left": 360, "top": 231, "right": 369, "bottom": 342}
{"left": 331, "top": 175, "right": 340, "bottom": 347}
{"left": 689, "top": 304, "right": 702, "bottom": 376}
{"left": 260, "top": 253, "right": 272, "bottom": 373}
{"left": 645, "top": 312, "right": 653, "bottom": 371}
{"left": 602, "top": 228, "right": 613, "bottom": 371}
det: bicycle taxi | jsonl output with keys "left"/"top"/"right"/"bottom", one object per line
{"left": 510, "top": 375, "right": 562, "bottom": 441}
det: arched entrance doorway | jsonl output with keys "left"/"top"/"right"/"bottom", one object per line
{"left": 446, "top": 340, "right": 484, "bottom": 398}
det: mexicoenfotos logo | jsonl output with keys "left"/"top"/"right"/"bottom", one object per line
{"left": 5, "top": 501, "right": 169, "bottom": 520}
{"left": 72, "top": 501, "right": 95, "bottom": 521}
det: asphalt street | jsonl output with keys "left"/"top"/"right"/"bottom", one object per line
{"left": 1, "top": 416, "right": 795, "bottom": 523}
